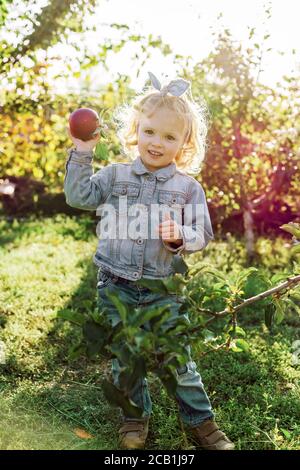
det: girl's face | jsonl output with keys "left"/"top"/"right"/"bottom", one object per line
{"left": 137, "top": 106, "right": 187, "bottom": 172}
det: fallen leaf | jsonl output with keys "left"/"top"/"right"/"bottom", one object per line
{"left": 74, "top": 428, "right": 94, "bottom": 439}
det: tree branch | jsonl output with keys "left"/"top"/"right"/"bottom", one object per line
{"left": 191, "top": 274, "right": 300, "bottom": 331}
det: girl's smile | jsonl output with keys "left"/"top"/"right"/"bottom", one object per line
{"left": 148, "top": 149, "right": 164, "bottom": 160}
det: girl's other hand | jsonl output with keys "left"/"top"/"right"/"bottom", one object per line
{"left": 158, "top": 212, "right": 183, "bottom": 245}
{"left": 67, "top": 126, "right": 101, "bottom": 152}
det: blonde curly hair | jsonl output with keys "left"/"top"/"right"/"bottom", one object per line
{"left": 114, "top": 85, "right": 209, "bottom": 174}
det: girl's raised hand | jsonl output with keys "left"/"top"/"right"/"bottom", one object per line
{"left": 67, "top": 126, "right": 101, "bottom": 152}
{"left": 158, "top": 212, "right": 183, "bottom": 245}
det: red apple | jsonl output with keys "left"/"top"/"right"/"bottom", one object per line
{"left": 69, "top": 108, "right": 100, "bottom": 141}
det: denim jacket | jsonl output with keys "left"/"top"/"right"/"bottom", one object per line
{"left": 64, "top": 149, "right": 214, "bottom": 281}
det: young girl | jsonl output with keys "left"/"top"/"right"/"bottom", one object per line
{"left": 64, "top": 72, "right": 234, "bottom": 450}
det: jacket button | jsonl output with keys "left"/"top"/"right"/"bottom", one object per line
{"left": 137, "top": 238, "right": 144, "bottom": 245}
{"left": 133, "top": 272, "right": 139, "bottom": 278}
{"left": 121, "top": 188, "right": 127, "bottom": 195}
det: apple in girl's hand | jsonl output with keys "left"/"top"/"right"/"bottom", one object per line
{"left": 69, "top": 108, "right": 100, "bottom": 141}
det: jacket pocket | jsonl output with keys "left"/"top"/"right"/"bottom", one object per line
{"left": 110, "top": 183, "right": 140, "bottom": 213}
{"left": 158, "top": 191, "right": 186, "bottom": 207}
{"left": 158, "top": 191, "right": 185, "bottom": 224}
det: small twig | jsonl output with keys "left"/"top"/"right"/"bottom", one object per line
{"left": 190, "top": 274, "right": 300, "bottom": 334}
{"left": 249, "top": 423, "right": 279, "bottom": 450}
{"left": 227, "top": 274, "right": 300, "bottom": 314}
{"left": 188, "top": 297, "right": 215, "bottom": 316}
{"left": 181, "top": 274, "right": 300, "bottom": 338}
{"left": 199, "top": 341, "right": 229, "bottom": 357}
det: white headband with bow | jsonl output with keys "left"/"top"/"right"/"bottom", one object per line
{"left": 148, "top": 71, "right": 190, "bottom": 97}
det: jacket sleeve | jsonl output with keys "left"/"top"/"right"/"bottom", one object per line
{"left": 64, "top": 149, "right": 113, "bottom": 211}
{"left": 163, "top": 180, "right": 214, "bottom": 255}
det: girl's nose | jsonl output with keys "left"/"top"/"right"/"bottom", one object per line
{"left": 152, "top": 134, "right": 162, "bottom": 146}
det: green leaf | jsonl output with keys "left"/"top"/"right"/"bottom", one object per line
{"left": 82, "top": 299, "right": 93, "bottom": 311}
{"left": 235, "top": 326, "right": 246, "bottom": 337}
{"left": 134, "top": 330, "right": 151, "bottom": 349}
{"left": 155, "top": 367, "right": 178, "bottom": 397}
{"left": 289, "top": 291, "right": 300, "bottom": 305}
{"left": 110, "top": 343, "right": 133, "bottom": 365}
{"left": 235, "top": 267, "right": 258, "bottom": 290}
{"left": 201, "top": 329, "right": 215, "bottom": 342}
{"left": 291, "top": 244, "right": 300, "bottom": 255}
{"left": 280, "top": 428, "right": 291, "bottom": 439}
{"left": 135, "top": 278, "right": 168, "bottom": 294}
{"left": 68, "top": 342, "right": 85, "bottom": 360}
{"left": 264, "top": 303, "right": 276, "bottom": 329}
{"left": 235, "top": 339, "right": 250, "bottom": 352}
{"left": 57, "top": 309, "right": 85, "bottom": 326}
{"left": 122, "top": 357, "right": 147, "bottom": 392}
{"left": 187, "top": 260, "right": 205, "bottom": 275}
{"left": 162, "top": 275, "right": 186, "bottom": 292}
{"left": 130, "top": 305, "right": 171, "bottom": 328}
{"left": 83, "top": 321, "right": 110, "bottom": 358}
{"left": 157, "top": 338, "right": 189, "bottom": 358}
{"left": 151, "top": 310, "right": 175, "bottom": 333}
{"left": 102, "top": 380, "right": 143, "bottom": 418}
{"left": 169, "top": 317, "right": 191, "bottom": 335}
{"left": 280, "top": 223, "right": 300, "bottom": 239}
{"left": 226, "top": 325, "right": 246, "bottom": 338}
{"left": 86, "top": 340, "right": 107, "bottom": 358}
{"left": 192, "top": 264, "right": 228, "bottom": 281}
{"left": 271, "top": 273, "right": 289, "bottom": 284}
{"left": 244, "top": 271, "right": 271, "bottom": 299}
{"left": 83, "top": 320, "right": 106, "bottom": 342}
{"left": 273, "top": 299, "right": 286, "bottom": 325}
{"left": 95, "top": 142, "right": 109, "bottom": 161}
{"left": 171, "top": 255, "right": 189, "bottom": 274}
{"left": 106, "top": 291, "right": 128, "bottom": 324}
{"left": 213, "top": 281, "right": 229, "bottom": 290}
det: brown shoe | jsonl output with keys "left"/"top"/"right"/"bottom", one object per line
{"left": 187, "top": 419, "right": 235, "bottom": 450}
{"left": 119, "top": 418, "right": 149, "bottom": 450}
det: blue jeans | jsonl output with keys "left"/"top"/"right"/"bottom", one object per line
{"left": 97, "top": 271, "right": 214, "bottom": 427}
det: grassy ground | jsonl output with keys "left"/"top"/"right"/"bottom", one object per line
{"left": 0, "top": 215, "right": 299, "bottom": 450}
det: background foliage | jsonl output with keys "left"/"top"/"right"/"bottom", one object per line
{"left": 0, "top": 0, "right": 299, "bottom": 237}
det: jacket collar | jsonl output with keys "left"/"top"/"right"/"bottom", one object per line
{"left": 131, "top": 156, "right": 177, "bottom": 181}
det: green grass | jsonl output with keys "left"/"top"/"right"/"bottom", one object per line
{"left": 0, "top": 214, "right": 299, "bottom": 450}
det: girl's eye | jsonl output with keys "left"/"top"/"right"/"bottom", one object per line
{"left": 144, "top": 129, "right": 153, "bottom": 135}
{"left": 166, "top": 135, "right": 175, "bottom": 141}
